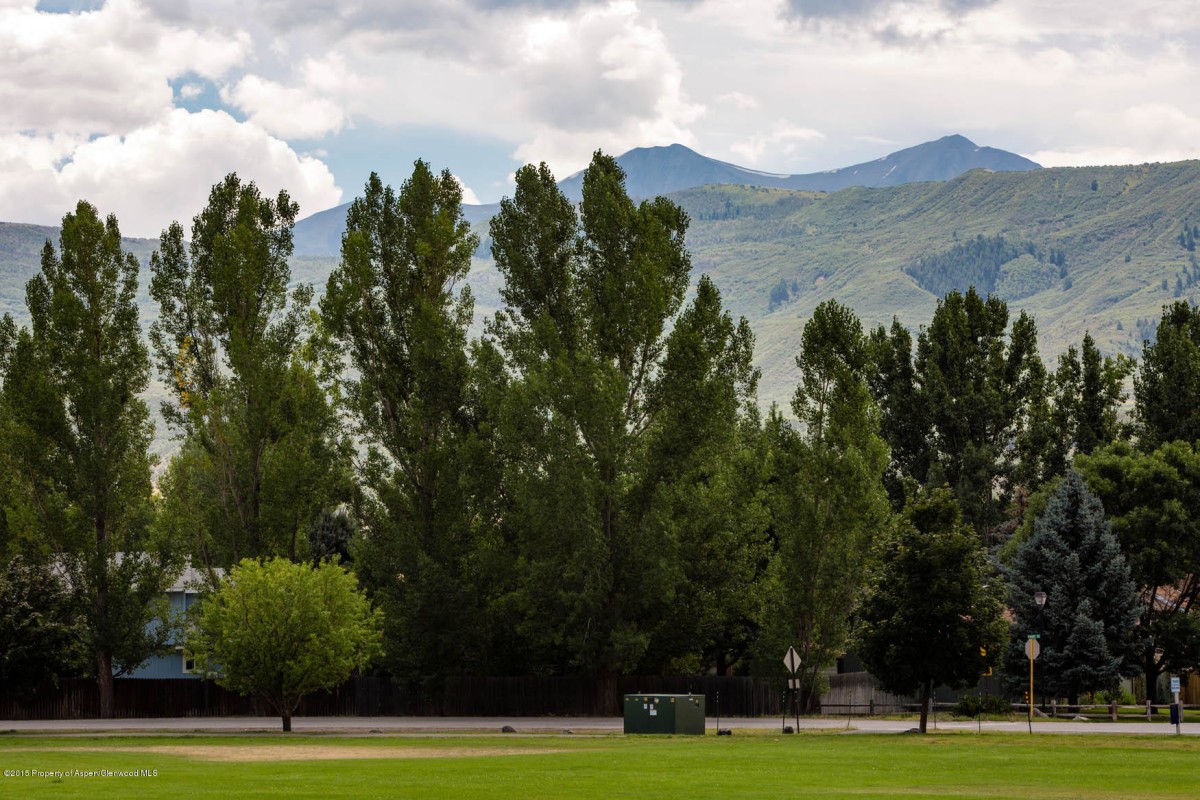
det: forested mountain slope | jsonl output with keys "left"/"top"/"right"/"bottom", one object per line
{"left": 3, "top": 159, "right": 1198, "bottom": 427}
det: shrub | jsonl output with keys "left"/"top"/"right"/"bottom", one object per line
{"left": 953, "top": 694, "right": 1013, "bottom": 717}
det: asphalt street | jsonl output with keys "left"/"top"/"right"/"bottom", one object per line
{"left": 2, "top": 716, "right": 1197, "bottom": 736}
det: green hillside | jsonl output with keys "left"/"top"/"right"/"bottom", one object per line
{"left": 4, "top": 159, "right": 1200, "bottom": 442}
{"left": 671, "top": 161, "right": 1200, "bottom": 409}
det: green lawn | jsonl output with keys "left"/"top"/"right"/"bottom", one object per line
{"left": 0, "top": 731, "right": 1194, "bottom": 799}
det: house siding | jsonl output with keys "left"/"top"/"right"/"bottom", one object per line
{"left": 121, "top": 590, "right": 200, "bottom": 680}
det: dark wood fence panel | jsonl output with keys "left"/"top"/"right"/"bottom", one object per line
{"left": 1, "top": 675, "right": 783, "bottom": 721}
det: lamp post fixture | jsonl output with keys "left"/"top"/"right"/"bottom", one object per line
{"left": 1028, "top": 591, "right": 1047, "bottom": 734}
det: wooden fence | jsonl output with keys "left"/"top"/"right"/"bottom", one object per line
{"left": 819, "top": 672, "right": 916, "bottom": 715}
{"left": 0, "top": 675, "right": 783, "bottom": 721}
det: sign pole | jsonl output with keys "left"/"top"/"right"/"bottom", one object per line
{"left": 1172, "top": 675, "right": 1182, "bottom": 735}
{"left": 1028, "top": 652, "right": 1033, "bottom": 734}
{"left": 783, "top": 646, "right": 800, "bottom": 733}
{"left": 1025, "top": 635, "right": 1040, "bottom": 735}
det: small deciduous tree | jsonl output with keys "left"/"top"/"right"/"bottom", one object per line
{"left": 190, "top": 557, "right": 381, "bottom": 732}
{"left": 855, "top": 488, "right": 1007, "bottom": 733}
{"left": 0, "top": 555, "right": 88, "bottom": 694}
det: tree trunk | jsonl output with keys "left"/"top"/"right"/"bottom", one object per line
{"left": 96, "top": 649, "right": 115, "bottom": 719}
{"left": 918, "top": 680, "right": 931, "bottom": 733}
{"left": 282, "top": 713, "right": 292, "bottom": 733}
{"left": 95, "top": 516, "right": 114, "bottom": 719}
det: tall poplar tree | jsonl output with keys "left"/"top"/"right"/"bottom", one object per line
{"left": 763, "top": 300, "right": 891, "bottom": 710}
{"left": 4, "top": 201, "right": 176, "bottom": 717}
{"left": 870, "top": 289, "right": 1042, "bottom": 542}
{"left": 321, "top": 165, "right": 492, "bottom": 681}
{"left": 150, "top": 175, "right": 350, "bottom": 572}
{"left": 1028, "top": 333, "right": 1132, "bottom": 483}
{"left": 487, "top": 154, "right": 758, "bottom": 676}
{"left": 635, "top": 276, "right": 768, "bottom": 675}
{"left": 1135, "top": 301, "right": 1200, "bottom": 449}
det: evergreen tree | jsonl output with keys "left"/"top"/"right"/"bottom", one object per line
{"left": 1005, "top": 471, "right": 1139, "bottom": 706}
{"left": 855, "top": 488, "right": 1007, "bottom": 733}
{"left": 308, "top": 507, "right": 355, "bottom": 566}
{"left": 904, "top": 234, "right": 1027, "bottom": 297}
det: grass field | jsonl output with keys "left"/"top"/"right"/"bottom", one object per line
{"left": 1, "top": 731, "right": 1196, "bottom": 799}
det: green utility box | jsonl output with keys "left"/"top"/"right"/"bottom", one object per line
{"left": 623, "top": 693, "right": 706, "bottom": 735}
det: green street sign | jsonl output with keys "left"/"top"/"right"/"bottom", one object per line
{"left": 1027, "top": 633, "right": 1040, "bottom": 639}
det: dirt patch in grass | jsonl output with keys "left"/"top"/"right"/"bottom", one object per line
{"left": 9, "top": 745, "right": 570, "bottom": 762}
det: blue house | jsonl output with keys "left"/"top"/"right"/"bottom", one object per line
{"left": 121, "top": 563, "right": 213, "bottom": 680}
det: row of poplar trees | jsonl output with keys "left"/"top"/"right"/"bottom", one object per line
{"left": 4, "top": 151, "right": 1200, "bottom": 719}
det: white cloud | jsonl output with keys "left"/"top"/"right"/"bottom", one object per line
{"left": 178, "top": 82, "right": 205, "bottom": 100}
{"left": 10, "top": 0, "right": 1200, "bottom": 222}
{"left": 717, "top": 91, "right": 760, "bottom": 110}
{"left": 730, "top": 123, "right": 825, "bottom": 165}
{"left": 451, "top": 174, "right": 482, "bottom": 205}
{"left": 510, "top": 2, "right": 704, "bottom": 176}
{"left": 0, "top": 0, "right": 248, "bottom": 134}
{"left": 1029, "top": 104, "right": 1200, "bottom": 167}
{"left": 656, "top": 0, "right": 1200, "bottom": 173}
{"left": 0, "top": 109, "right": 342, "bottom": 237}
{"left": 222, "top": 74, "right": 347, "bottom": 139}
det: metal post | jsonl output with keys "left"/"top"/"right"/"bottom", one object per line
{"left": 1028, "top": 654, "right": 1034, "bottom": 734}
{"left": 795, "top": 681, "right": 801, "bottom": 732}
{"left": 1175, "top": 689, "right": 1182, "bottom": 736}
{"left": 782, "top": 684, "right": 788, "bottom": 733}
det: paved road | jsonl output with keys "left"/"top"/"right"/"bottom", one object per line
{"left": 2, "top": 716, "right": 1197, "bottom": 736}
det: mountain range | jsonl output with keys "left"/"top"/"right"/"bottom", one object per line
{"left": 291, "top": 134, "right": 1040, "bottom": 258}
{"left": 5, "top": 134, "right": 1198, "bottom": 446}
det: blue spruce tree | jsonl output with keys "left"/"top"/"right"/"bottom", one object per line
{"left": 1007, "top": 471, "right": 1139, "bottom": 706}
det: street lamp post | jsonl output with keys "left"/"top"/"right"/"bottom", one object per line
{"left": 1028, "top": 591, "right": 1047, "bottom": 734}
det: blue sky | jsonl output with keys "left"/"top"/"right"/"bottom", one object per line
{"left": 4, "top": 0, "right": 1200, "bottom": 236}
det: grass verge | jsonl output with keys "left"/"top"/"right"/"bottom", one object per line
{"left": 0, "top": 730, "right": 1195, "bottom": 799}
